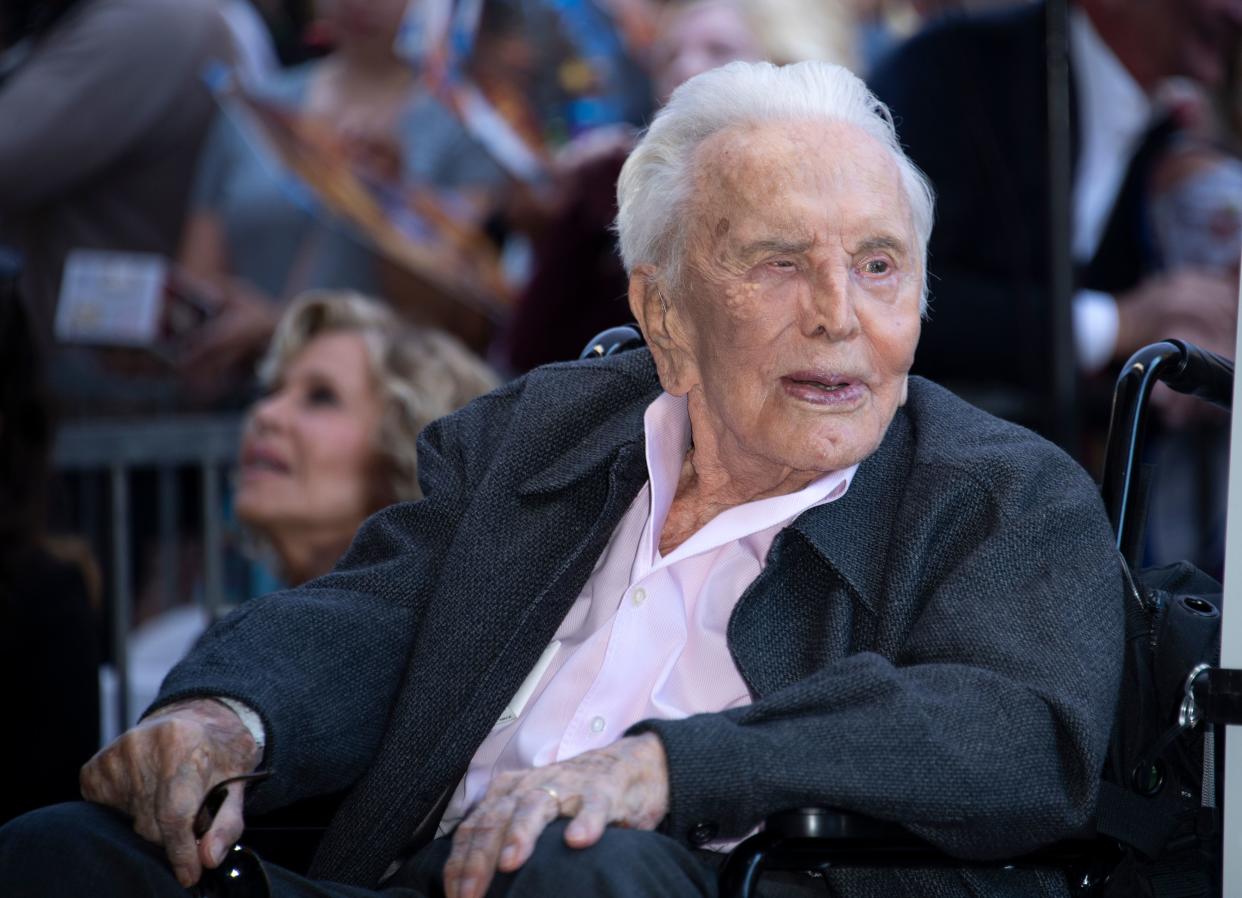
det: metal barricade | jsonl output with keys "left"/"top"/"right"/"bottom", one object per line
{"left": 52, "top": 415, "right": 246, "bottom": 730}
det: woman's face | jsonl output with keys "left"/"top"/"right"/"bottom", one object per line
{"left": 235, "top": 331, "right": 386, "bottom": 545}
{"left": 649, "top": 1, "right": 765, "bottom": 104}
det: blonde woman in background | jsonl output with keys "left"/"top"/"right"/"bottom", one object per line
{"left": 120, "top": 291, "right": 497, "bottom": 734}
{"left": 236, "top": 290, "right": 499, "bottom": 585}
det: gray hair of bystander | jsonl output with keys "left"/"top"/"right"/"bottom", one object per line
{"left": 615, "top": 60, "right": 935, "bottom": 310}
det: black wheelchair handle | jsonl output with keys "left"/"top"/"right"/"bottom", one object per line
{"left": 1158, "top": 339, "right": 1234, "bottom": 410}
{"left": 1102, "top": 339, "right": 1234, "bottom": 567}
{"left": 579, "top": 325, "right": 644, "bottom": 360}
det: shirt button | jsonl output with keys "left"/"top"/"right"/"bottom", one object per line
{"left": 632, "top": 587, "right": 647, "bottom": 606}
{"left": 590, "top": 715, "right": 606, "bottom": 733}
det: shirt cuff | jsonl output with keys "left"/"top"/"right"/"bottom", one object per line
{"left": 1073, "top": 289, "right": 1119, "bottom": 374}
{"left": 214, "top": 696, "right": 267, "bottom": 755}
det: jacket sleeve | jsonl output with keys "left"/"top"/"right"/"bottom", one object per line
{"left": 152, "top": 383, "right": 519, "bottom": 811}
{"left": 631, "top": 455, "right": 1125, "bottom": 859}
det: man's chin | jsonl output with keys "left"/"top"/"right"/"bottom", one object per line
{"left": 765, "top": 433, "right": 878, "bottom": 476}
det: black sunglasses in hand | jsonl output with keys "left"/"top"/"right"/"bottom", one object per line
{"left": 190, "top": 770, "right": 273, "bottom": 898}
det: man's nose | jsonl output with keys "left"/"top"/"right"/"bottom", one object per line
{"left": 803, "top": 267, "right": 860, "bottom": 340}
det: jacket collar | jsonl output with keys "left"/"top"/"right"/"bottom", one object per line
{"left": 786, "top": 404, "right": 914, "bottom": 615}
{"left": 516, "top": 348, "right": 917, "bottom": 614}
{"left": 516, "top": 352, "right": 659, "bottom": 496}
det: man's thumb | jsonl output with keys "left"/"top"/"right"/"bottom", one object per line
{"left": 201, "top": 782, "right": 247, "bottom": 869}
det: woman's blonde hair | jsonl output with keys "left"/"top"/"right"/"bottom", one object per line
{"left": 258, "top": 290, "right": 500, "bottom": 504}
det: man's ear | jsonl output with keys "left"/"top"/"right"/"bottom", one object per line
{"left": 627, "top": 270, "right": 694, "bottom": 394}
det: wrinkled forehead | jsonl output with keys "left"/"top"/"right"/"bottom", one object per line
{"left": 686, "top": 119, "right": 914, "bottom": 248}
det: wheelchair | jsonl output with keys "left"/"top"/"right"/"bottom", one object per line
{"left": 715, "top": 335, "right": 1236, "bottom": 898}
{"left": 233, "top": 330, "right": 1238, "bottom": 898}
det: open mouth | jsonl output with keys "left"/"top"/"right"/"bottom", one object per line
{"left": 780, "top": 374, "right": 866, "bottom": 406}
{"left": 241, "top": 446, "right": 291, "bottom": 476}
{"left": 791, "top": 377, "right": 851, "bottom": 391}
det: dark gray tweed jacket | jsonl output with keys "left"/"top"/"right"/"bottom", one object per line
{"left": 156, "top": 348, "right": 1125, "bottom": 896}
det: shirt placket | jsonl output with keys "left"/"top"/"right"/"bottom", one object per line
{"left": 556, "top": 562, "right": 675, "bottom": 761}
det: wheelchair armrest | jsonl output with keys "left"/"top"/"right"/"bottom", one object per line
{"left": 719, "top": 808, "right": 1119, "bottom": 898}
{"left": 761, "top": 807, "right": 916, "bottom": 842}
{"left": 719, "top": 806, "right": 941, "bottom": 896}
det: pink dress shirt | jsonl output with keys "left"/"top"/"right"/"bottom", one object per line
{"left": 437, "top": 391, "right": 856, "bottom": 835}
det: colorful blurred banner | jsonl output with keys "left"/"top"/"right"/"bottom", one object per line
{"left": 398, "top": 0, "right": 654, "bottom": 185}
{"left": 203, "top": 63, "right": 510, "bottom": 347}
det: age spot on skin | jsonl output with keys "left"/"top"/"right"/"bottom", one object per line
{"left": 715, "top": 217, "right": 731, "bottom": 238}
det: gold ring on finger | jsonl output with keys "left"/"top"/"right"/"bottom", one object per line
{"left": 534, "top": 785, "right": 561, "bottom": 807}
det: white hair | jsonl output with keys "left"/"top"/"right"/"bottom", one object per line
{"left": 616, "top": 60, "right": 934, "bottom": 308}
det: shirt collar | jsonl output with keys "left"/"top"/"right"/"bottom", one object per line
{"left": 640, "top": 391, "right": 857, "bottom": 567}
{"left": 1069, "top": 6, "right": 1151, "bottom": 144}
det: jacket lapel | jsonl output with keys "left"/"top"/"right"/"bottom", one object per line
{"left": 314, "top": 368, "right": 656, "bottom": 886}
{"left": 517, "top": 394, "right": 651, "bottom": 496}
{"left": 726, "top": 407, "right": 914, "bottom": 696}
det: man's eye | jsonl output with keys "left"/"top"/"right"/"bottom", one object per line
{"left": 767, "top": 259, "right": 797, "bottom": 271}
{"left": 862, "top": 259, "right": 891, "bottom": 275}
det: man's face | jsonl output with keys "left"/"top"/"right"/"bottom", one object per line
{"left": 644, "top": 119, "right": 923, "bottom": 475}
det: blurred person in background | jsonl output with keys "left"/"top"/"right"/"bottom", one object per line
{"left": 234, "top": 290, "right": 500, "bottom": 586}
{"left": 0, "top": 0, "right": 231, "bottom": 412}
{"left": 496, "top": 0, "right": 858, "bottom": 372}
{"left": 1149, "top": 75, "right": 1242, "bottom": 283}
{"left": 176, "top": 0, "right": 511, "bottom": 404}
{"left": 868, "top": 0, "right": 1242, "bottom": 441}
{"left": 0, "top": 258, "right": 101, "bottom": 825}
{"left": 121, "top": 290, "right": 498, "bottom": 728}
{"left": 851, "top": 0, "right": 1036, "bottom": 74}
{"left": 1141, "top": 69, "right": 1242, "bottom": 573}
{"left": 647, "top": 0, "right": 771, "bottom": 105}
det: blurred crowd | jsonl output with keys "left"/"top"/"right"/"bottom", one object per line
{"left": 2, "top": 0, "right": 1240, "bottom": 824}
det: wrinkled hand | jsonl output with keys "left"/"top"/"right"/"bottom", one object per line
{"left": 79, "top": 698, "right": 260, "bottom": 888}
{"left": 444, "top": 733, "right": 669, "bottom": 898}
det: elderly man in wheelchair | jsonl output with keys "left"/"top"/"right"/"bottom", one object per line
{"left": 0, "top": 61, "right": 1124, "bottom": 898}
